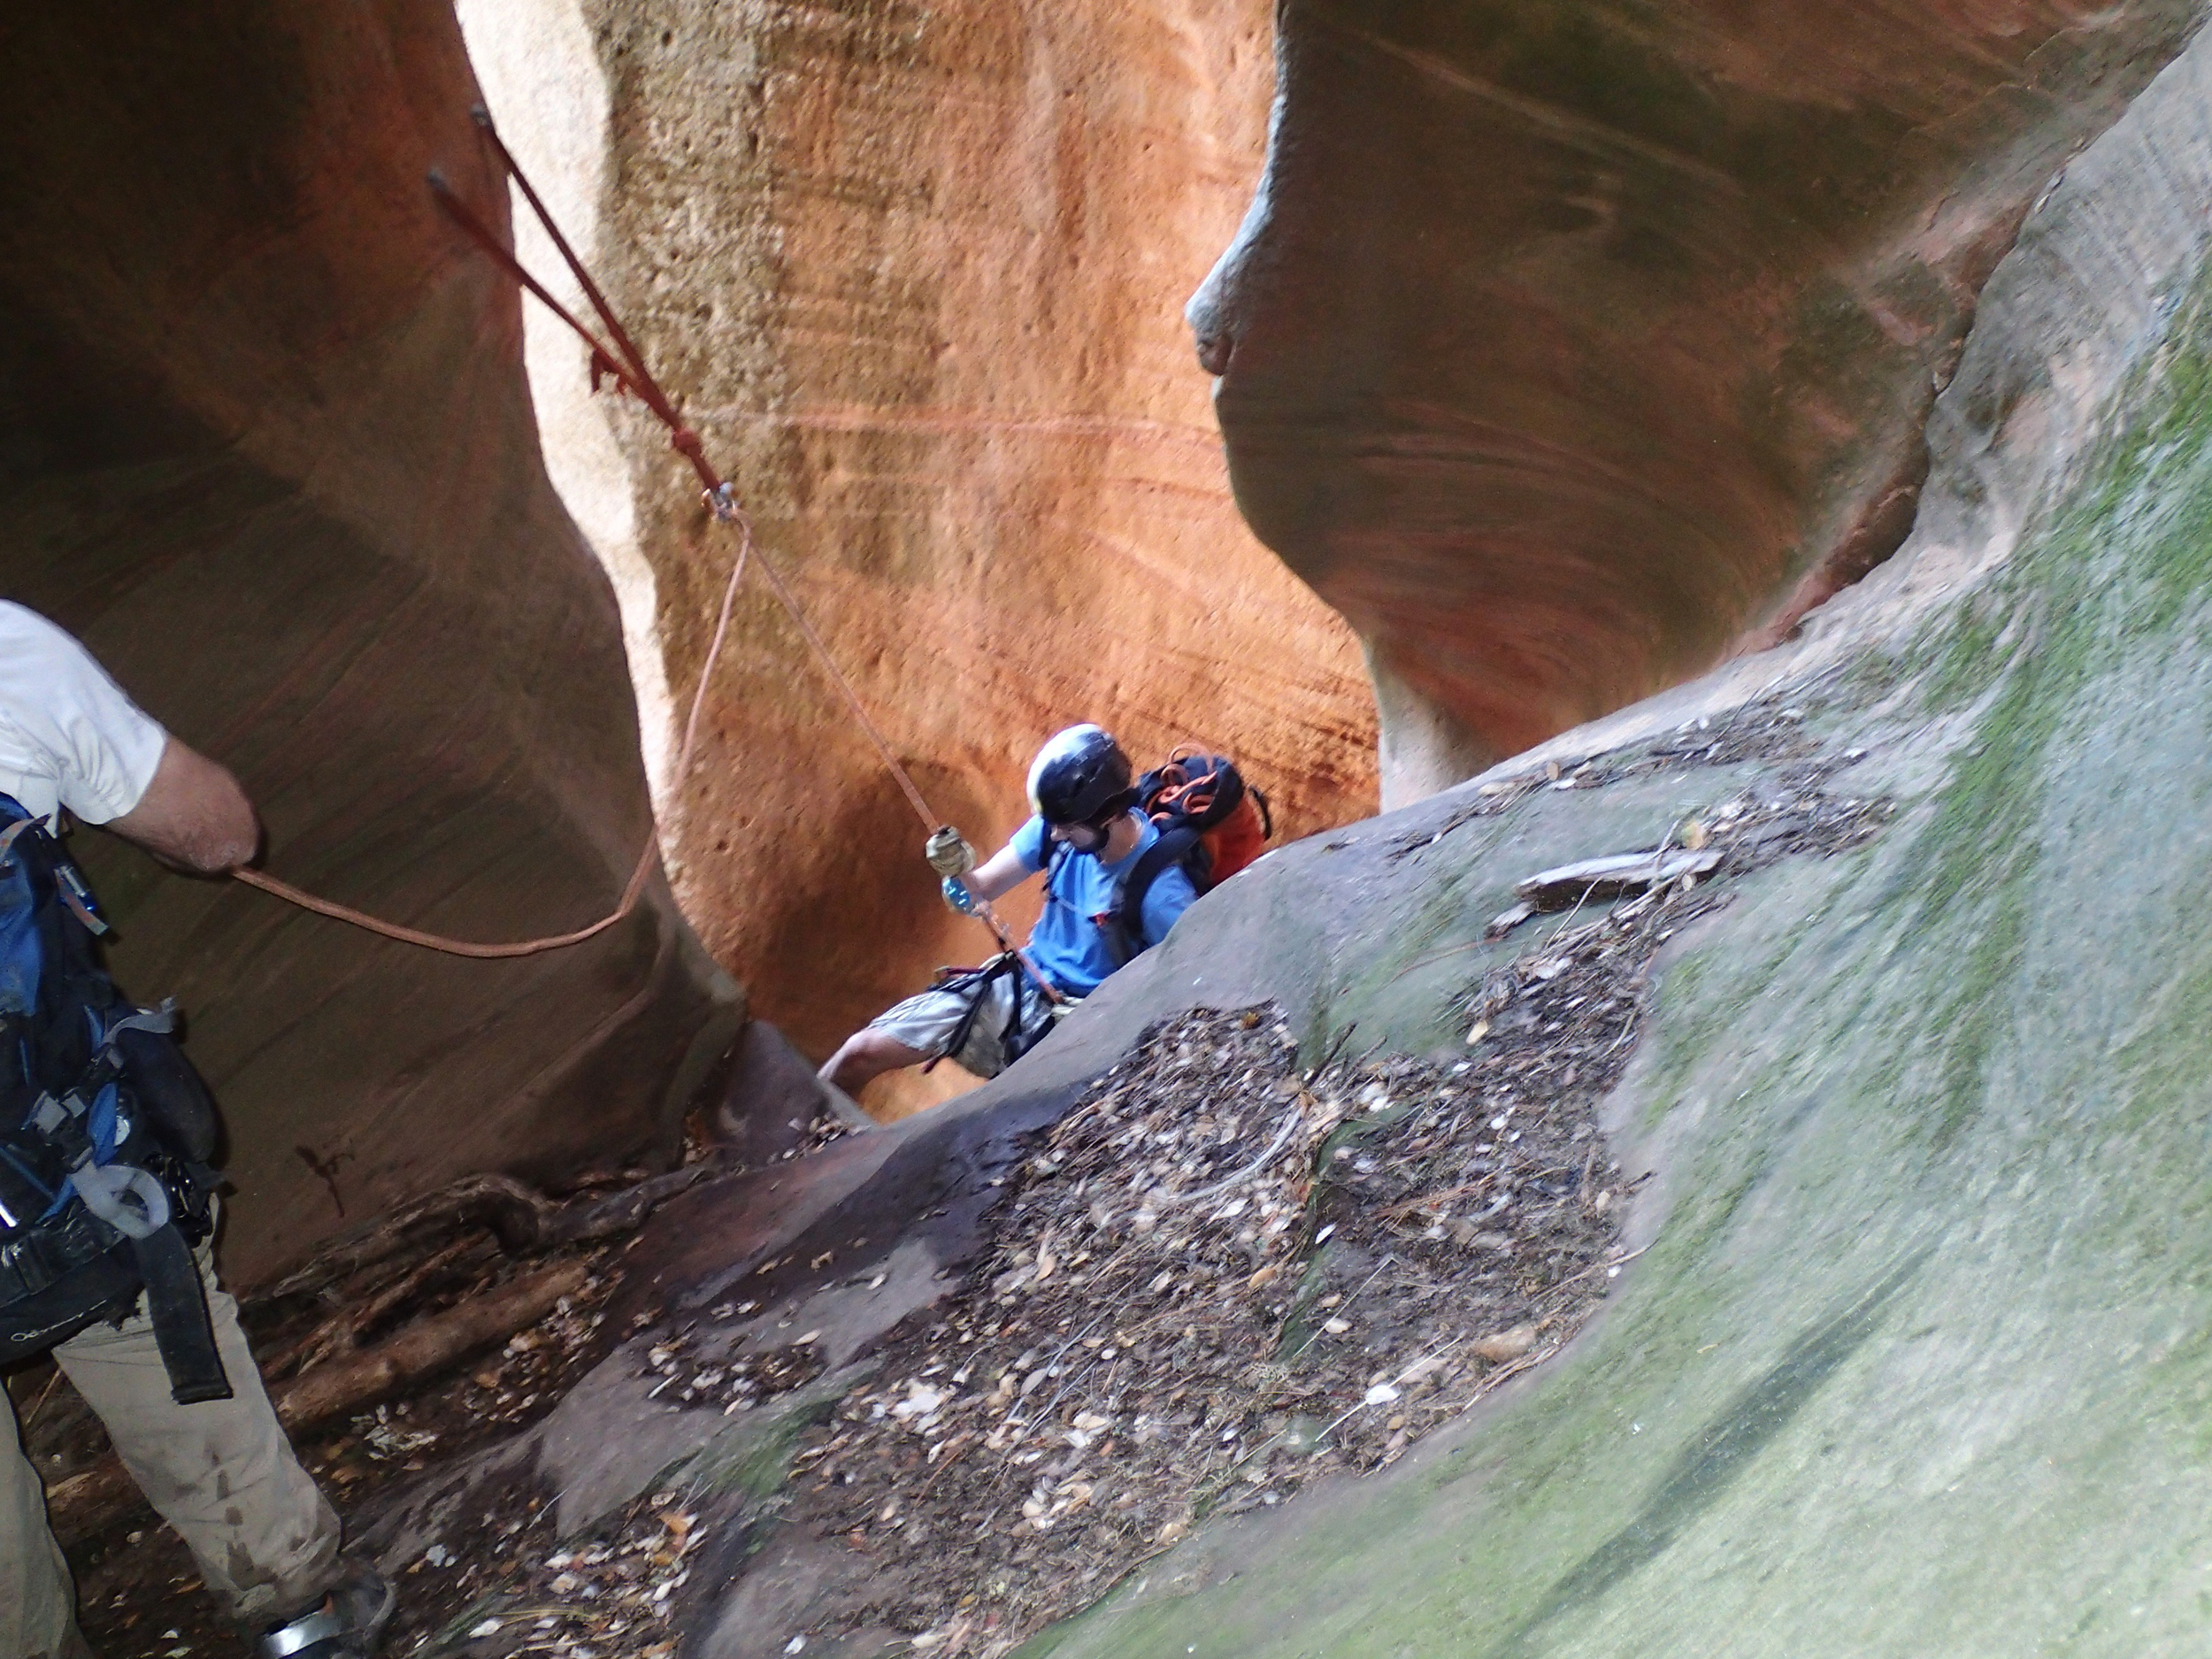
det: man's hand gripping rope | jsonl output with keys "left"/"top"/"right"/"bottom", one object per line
{"left": 924, "top": 826, "right": 1064, "bottom": 1008}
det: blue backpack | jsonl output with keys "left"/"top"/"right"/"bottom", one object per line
{"left": 0, "top": 795, "right": 230, "bottom": 1401}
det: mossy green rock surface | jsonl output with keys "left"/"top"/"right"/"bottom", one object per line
{"left": 996, "top": 28, "right": 2212, "bottom": 1659}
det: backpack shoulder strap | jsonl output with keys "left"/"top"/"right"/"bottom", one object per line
{"left": 1113, "top": 825, "right": 1202, "bottom": 963}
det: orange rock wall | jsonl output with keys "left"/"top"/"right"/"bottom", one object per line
{"left": 511, "top": 0, "right": 1380, "bottom": 1106}
{"left": 0, "top": 0, "right": 737, "bottom": 1280}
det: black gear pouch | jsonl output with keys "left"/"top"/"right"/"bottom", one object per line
{"left": 0, "top": 1240, "right": 141, "bottom": 1364}
{"left": 112, "top": 1021, "right": 220, "bottom": 1164}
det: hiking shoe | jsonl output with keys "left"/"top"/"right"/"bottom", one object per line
{"left": 250, "top": 1563, "right": 395, "bottom": 1659}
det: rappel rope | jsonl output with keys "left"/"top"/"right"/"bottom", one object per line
{"left": 230, "top": 532, "right": 746, "bottom": 959}
{"left": 236, "top": 108, "right": 1056, "bottom": 1000}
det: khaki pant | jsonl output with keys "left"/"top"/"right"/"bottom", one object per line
{"left": 3, "top": 1240, "right": 341, "bottom": 1659}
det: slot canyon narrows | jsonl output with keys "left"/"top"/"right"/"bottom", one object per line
{"left": 11, "top": 1, "right": 2212, "bottom": 1656}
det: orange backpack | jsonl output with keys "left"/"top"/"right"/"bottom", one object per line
{"left": 1110, "top": 749, "right": 1271, "bottom": 959}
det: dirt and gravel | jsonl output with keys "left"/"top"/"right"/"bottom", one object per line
{"left": 767, "top": 1002, "right": 1626, "bottom": 1655}
{"left": 45, "top": 1248, "right": 623, "bottom": 1659}
{"left": 35, "top": 1130, "right": 832, "bottom": 1658}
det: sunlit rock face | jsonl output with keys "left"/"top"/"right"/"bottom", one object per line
{"left": 1195, "top": 0, "right": 2204, "bottom": 806}
{"left": 0, "top": 0, "right": 737, "bottom": 1281}
{"left": 458, "top": 0, "right": 1382, "bottom": 1112}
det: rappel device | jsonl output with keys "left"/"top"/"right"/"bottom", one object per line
{"left": 0, "top": 795, "right": 230, "bottom": 1402}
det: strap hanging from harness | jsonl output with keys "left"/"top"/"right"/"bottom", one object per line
{"left": 133, "top": 1225, "right": 230, "bottom": 1403}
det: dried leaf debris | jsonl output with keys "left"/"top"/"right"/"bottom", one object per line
{"left": 1388, "top": 690, "right": 1861, "bottom": 864}
{"left": 49, "top": 1157, "right": 746, "bottom": 1659}
{"left": 772, "top": 999, "right": 1626, "bottom": 1656}
{"left": 352, "top": 770, "right": 1888, "bottom": 1659}
{"left": 763, "top": 768, "right": 1888, "bottom": 1656}
{"left": 385, "top": 1488, "right": 706, "bottom": 1659}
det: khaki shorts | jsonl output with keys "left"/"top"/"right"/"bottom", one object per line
{"left": 868, "top": 958, "right": 1058, "bottom": 1079}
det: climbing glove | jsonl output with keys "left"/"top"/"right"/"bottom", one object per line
{"left": 941, "top": 875, "right": 981, "bottom": 918}
{"left": 926, "top": 826, "right": 977, "bottom": 879}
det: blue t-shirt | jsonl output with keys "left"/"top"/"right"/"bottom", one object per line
{"left": 1009, "top": 814, "right": 1198, "bottom": 998}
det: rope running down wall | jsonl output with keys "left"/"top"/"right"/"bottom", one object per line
{"left": 237, "top": 109, "right": 1041, "bottom": 979}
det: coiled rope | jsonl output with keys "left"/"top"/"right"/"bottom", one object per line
{"left": 238, "top": 106, "right": 1041, "bottom": 983}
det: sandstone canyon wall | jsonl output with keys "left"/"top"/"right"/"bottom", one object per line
{"left": 2, "top": 0, "right": 2193, "bottom": 1267}
{"left": 345, "top": 24, "right": 2212, "bottom": 1643}
{"left": 0, "top": 0, "right": 736, "bottom": 1282}
{"left": 17, "top": 1, "right": 2212, "bottom": 1647}
{"left": 455, "top": 0, "right": 1383, "bottom": 1112}
{"left": 1021, "top": 22, "right": 2212, "bottom": 1653}
{"left": 1194, "top": 0, "right": 2206, "bottom": 804}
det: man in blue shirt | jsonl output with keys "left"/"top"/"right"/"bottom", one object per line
{"left": 818, "top": 726, "right": 1198, "bottom": 1101}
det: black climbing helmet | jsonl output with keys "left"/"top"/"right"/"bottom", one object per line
{"left": 1027, "top": 725, "right": 1135, "bottom": 830}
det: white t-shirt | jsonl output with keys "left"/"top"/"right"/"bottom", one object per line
{"left": 0, "top": 602, "right": 168, "bottom": 828}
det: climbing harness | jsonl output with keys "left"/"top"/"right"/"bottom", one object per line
{"left": 238, "top": 106, "right": 1056, "bottom": 1003}
{"left": 920, "top": 953, "right": 1062, "bottom": 1076}
{"left": 0, "top": 794, "right": 229, "bottom": 1397}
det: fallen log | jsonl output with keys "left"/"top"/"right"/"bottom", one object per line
{"left": 48, "top": 1259, "right": 591, "bottom": 1544}
{"left": 270, "top": 1259, "right": 590, "bottom": 1427}
{"left": 271, "top": 1233, "right": 489, "bottom": 1383}
{"left": 257, "top": 1163, "right": 718, "bottom": 1303}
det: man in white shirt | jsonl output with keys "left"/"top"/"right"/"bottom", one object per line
{"left": 0, "top": 605, "right": 260, "bottom": 868}
{"left": 0, "top": 603, "right": 387, "bottom": 1659}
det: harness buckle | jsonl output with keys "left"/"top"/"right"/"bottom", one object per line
{"left": 68, "top": 1158, "right": 171, "bottom": 1240}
